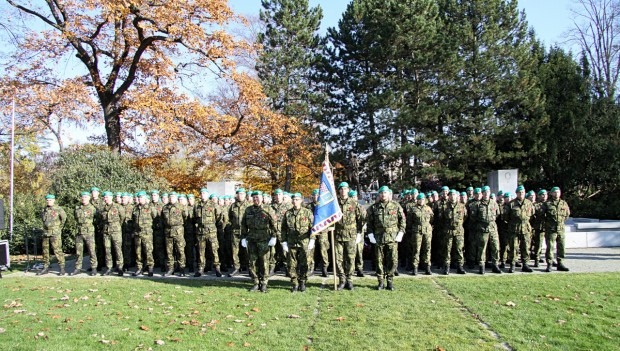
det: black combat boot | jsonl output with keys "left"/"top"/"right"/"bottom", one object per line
{"left": 37, "top": 267, "right": 49, "bottom": 275}
{"left": 102, "top": 267, "right": 112, "bottom": 276}
{"left": 545, "top": 263, "right": 551, "bottom": 272}
{"left": 147, "top": 268, "right": 153, "bottom": 277}
{"left": 290, "top": 285, "right": 298, "bottom": 293}
{"left": 394, "top": 269, "right": 399, "bottom": 277}
{"left": 132, "top": 268, "right": 140, "bottom": 276}
{"left": 457, "top": 266, "right": 466, "bottom": 274}
{"left": 533, "top": 260, "right": 539, "bottom": 268}
{"left": 59, "top": 267, "right": 66, "bottom": 276}
{"left": 163, "top": 268, "right": 174, "bottom": 276}
{"left": 260, "top": 284, "right": 268, "bottom": 293}
{"left": 479, "top": 265, "right": 485, "bottom": 275}
{"left": 557, "top": 263, "right": 570, "bottom": 272}
{"left": 411, "top": 267, "right": 418, "bottom": 276}
{"left": 214, "top": 266, "right": 222, "bottom": 277}
{"left": 356, "top": 269, "right": 365, "bottom": 277}
{"left": 194, "top": 271, "right": 202, "bottom": 277}
{"left": 299, "top": 281, "right": 306, "bottom": 292}
{"left": 522, "top": 262, "right": 533, "bottom": 272}
{"left": 227, "top": 269, "right": 239, "bottom": 277}
{"left": 508, "top": 264, "right": 515, "bottom": 273}
{"left": 337, "top": 281, "right": 345, "bottom": 291}
{"left": 492, "top": 265, "right": 502, "bottom": 274}
{"left": 70, "top": 268, "right": 80, "bottom": 276}
{"left": 117, "top": 268, "right": 124, "bottom": 276}
{"left": 179, "top": 268, "right": 186, "bottom": 277}
{"left": 377, "top": 281, "right": 384, "bottom": 290}
{"left": 386, "top": 280, "right": 394, "bottom": 291}
{"left": 321, "top": 267, "right": 328, "bottom": 277}
{"left": 425, "top": 265, "right": 432, "bottom": 275}
{"left": 345, "top": 281, "right": 354, "bottom": 290}
{"left": 443, "top": 265, "right": 450, "bottom": 275}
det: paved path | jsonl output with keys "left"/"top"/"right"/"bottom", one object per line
{"left": 3, "top": 247, "right": 619, "bottom": 279}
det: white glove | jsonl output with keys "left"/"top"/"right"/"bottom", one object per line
{"left": 241, "top": 238, "right": 247, "bottom": 248}
{"left": 395, "top": 231, "right": 404, "bottom": 243}
{"left": 368, "top": 233, "right": 376, "bottom": 244}
{"left": 355, "top": 233, "right": 362, "bottom": 244}
{"left": 268, "top": 237, "right": 277, "bottom": 247}
{"left": 307, "top": 238, "right": 315, "bottom": 251}
{"left": 282, "top": 242, "right": 289, "bottom": 253}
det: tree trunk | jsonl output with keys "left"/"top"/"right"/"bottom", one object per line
{"left": 103, "top": 103, "right": 122, "bottom": 154}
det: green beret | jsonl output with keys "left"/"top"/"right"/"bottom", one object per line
{"left": 252, "top": 190, "right": 263, "bottom": 196}
{"left": 187, "top": 194, "right": 195, "bottom": 198}
{"left": 348, "top": 190, "right": 357, "bottom": 197}
{"left": 283, "top": 192, "right": 291, "bottom": 197}
{"left": 200, "top": 188, "right": 209, "bottom": 193}
{"left": 80, "top": 191, "right": 90, "bottom": 197}
{"left": 426, "top": 192, "right": 433, "bottom": 197}
{"left": 490, "top": 193, "right": 496, "bottom": 198}
{"left": 209, "top": 194, "right": 218, "bottom": 199}
{"left": 416, "top": 193, "right": 425, "bottom": 200}
{"left": 504, "top": 192, "right": 511, "bottom": 198}
{"left": 337, "top": 182, "right": 349, "bottom": 189}
{"left": 482, "top": 185, "right": 491, "bottom": 192}
{"left": 273, "top": 188, "right": 283, "bottom": 195}
{"left": 90, "top": 187, "right": 100, "bottom": 192}
{"left": 103, "top": 191, "right": 113, "bottom": 197}
{"left": 466, "top": 187, "right": 473, "bottom": 191}
{"left": 123, "top": 192, "right": 132, "bottom": 197}
{"left": 149, "top": 190, "right": 159, "bottom": 195}
{"left": 460, "top": 192, "right": 467, "bottom": 197}
{"left": 179, "top": 194, "right": 187, "bottom": 199}
{"left": 441, "top": 186, "right": 449, "bottom": 191}
{"left": 432, "top": 191, "right": 438, "bottom": 195}
{"left": 516, "top": 185, "right": 525, "bottom": 192}
{"left": 169, "top": 192, "right": 178, "bottom": 197}
{"left": 137, "top": 191, "right": 147, "bottom": 197}
{"left": 236, "top": 187, "right": 246, "bottom": 194}
{"left": 550, "top": 186, "right": 560, "bottom": 192}
{"left": 526, "top": 190, "right": 535, "bottom": 197}
{"left": 474, "top": 187, "right": 482, "bottom": 194}
{"left": 312, "top": 189, "right": 319, "bottom": 195}
{"left": 45, "top": 194, "right": 55, "bottom": 199}
{"left": 497, "top": 190, "right": 504, "bottom": 196}
{"left": 378, "top": 185, "right": 390, "bottom": 193}
{"left": 449, "top": 189, "right": 458, "bottom": 195}
{"left": 411, "top": 188, "right": 418, "bottom": 193}
{"left": 538, "top": 189, "right": 547, "bottom": 195}
{"left": 115, "top": 192, "right": 123, "bottom": 197}
{"left": 291, "top": 192, "right": 303, "bottom": 199}
{"left": 161, "top": 192, "right": 169, "bottom": 197}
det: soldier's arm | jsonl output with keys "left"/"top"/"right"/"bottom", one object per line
{"left": 365, "top": 205, "right": 375, "bottom": 234}
{"left": 281, "top": 213, "right": 289, "bottom": 242}
{"left": 59, "top": 207, "right": 67, "bottom": 227}
{"left": 307, "top": 210, "right": 316, "bottom": 238}
{"left": 117, "top": 204, "right": 126, "bottom": 223}
{"left": 355, "top": 204, "right": 366, "bottom": 232}
{"left": 397, "top": 203, "right": 406, "bottom": 233}
{"left": 268, "top": 208, "right": 279, "bottom": 238}
{"left": 240, "top": 208, "right": 248, "bottom": 239}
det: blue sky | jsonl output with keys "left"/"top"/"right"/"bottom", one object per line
{"left": 229, "top": 0, "right": 576, "bottom": 49}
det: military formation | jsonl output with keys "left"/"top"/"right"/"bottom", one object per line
{"left": 37, "top": 182, "right": 571, "bottom": 292}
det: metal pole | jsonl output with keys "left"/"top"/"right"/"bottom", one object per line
{"left": 330, "top": 228, "right": 337, "bottom": 290}
{"left": 9, "top": 94, "right": 15, "bottom": 241}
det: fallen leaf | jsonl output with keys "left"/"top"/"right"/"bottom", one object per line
{"left": 251, "top": 307, "right": 260, "bottom": 313}
{"left": 243, "top": 342, "right": 251, "bottom": 347}
{"left": 0, "top": 328, "right": 5, "bottom": 333}
{"left": 60, "top": 295, "right": 69, "bottom": 301}
{"left": 155, "top": 340, "right": 165, "bottom": 345}
{"left": 171, "top": 338, "right": 181, "bottom": 342}
{"left": 436, "top": 347, "right": 446, "bottom": 351}
{"left": 335, "top": 317, "right": 345, "bottom": 322}
{"left": 38, "top": 332, "right": 45, "bottom": 337}
{"left": 234, "top": 319, "right": 244, "bottom": 323}
{"left": 140, "top": 325, "right": 150, "bottom": 331}
{"left": 505, "top": 301, "right": 516, "bottom": 307}
{"left": 100, "top": 339, "right": 110, "bottom": 344}
{"left": 227, "top": 342, "right": 235, "bottom": 347}
{"left": 287, "top": 314, "right": 301, "bottom": 319}
{"left": 355, "top": 303, "right": 365, "bottom": 308}
{"left": 557, "top": 320, "right": 566, "bottom": 325}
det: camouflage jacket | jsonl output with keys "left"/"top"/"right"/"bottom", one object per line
{"left": 471, "top": 199, "right": 500, "bottom": 232}
{"left": 281, "top": 206, "right": 314, "bottom": 247}
{"left": 241, "top": 204, "right": 279, "bottom": 242}
{"left": 504, "top": 198, "right": 534, "bottom": 234}
{"left": 366, "top": 200, "right": 406, "bottom": 244}
{"left": 543, "top": 199, "right": 570, "bottom": 233}
{"left": 406, "top": 203, "right": 433, "bottom": 236}
{"left": 100, "top": 202, "right": 125, "bottom": 234}
{"left": 161, "top": 202, "right": 187, "bottom": 228}
{"left": 194, "top": 200, "right": 222, "bottom": 236}
{"left": 132, "top": 203, "right": 158, "bottom": 233}
{"left": 438, "top": 201, "right": 467, "bottom": 233}
{"left": 42, "top": 204, "right": 66, "bottom": 236}
{"left": 74, "top": 203, "right": 96, "bottom": 236}
{"left": 229, "top": 200, "right": 250, "bottom": 234}
{"left": 335, "top": 197, "right": 365, "bottom": 241}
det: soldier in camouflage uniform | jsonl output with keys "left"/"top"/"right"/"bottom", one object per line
{"left": 438, "top": 189, "right": 467, "bottom": 275}
{"left": 150, "top": 191, "right": 166, "bottom": 270}
{"left": 350, "top": 190, "right": 367, "bottom": 277}
{"left": 194, "top": 188, "right": 224, "bottom": 277}
{"left": 121, "top": 192, "right": 135, "bottom": 271}
{"left": 38, "top": 194, "right": 67, "bottom": 275}
{"left": 431, "top": 187, "right": 449, "bottom": 267}
{"left": 471, "top": 186, "right": 502, "bottom": 274}
{"left": 305, "top": 189, "right": 331, "bottom": 277}
{"left": 406, "top": 193, "right": 434, "bottom": 275}
{"left": 132, "top": 191, "right": 157, "bottom": 276}
{"left": 465, "top": 187, "right": 481, "bottom": 268}
{"left": 281, "top": 192, "right": 315, "bottom": 292}
{"left": 228, "top": 188, "right": 249, "bottom": 277}
{"left": 504, "top": 185, "right": 535, "bottom": 273}
{"left": 366, "top": 186, "right": 406, "bottom": 290}
{"left": 73, "top": 191, "right": 97, "bottom": 276}
{"left": 270, "top": 189, "right": 292, "bottom": 275}
{"left": 498, "top": 192, "right": 511, "bottom": 268}
{"left": 161, "top": 192, "right": 188, "bottom": 276}
{"left": 543, "top": 187, "right": 571, "bottom": 272}
{"left": 180, "top": 194, "right": 196, "bottom": 273}
{"left": 100, "top": 191, "right": 126, "bottom": 276}
{"left": 241, "top": 191, "right": 279, "bottom": 293}
{"left": 531, "top": 189, "right": 548, "bottom": 267}
{"left": 90, "top": 187, "right": 105, "bottom": 272}
{"left": 334, "top": 182, "right": 365, "bottom": 290}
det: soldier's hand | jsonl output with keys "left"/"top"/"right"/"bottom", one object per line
{"left": 355, "top": 233, "right": 362, "bottom": 244}
{"left": 268, "top": 237, "right": 277, "bottom": 247}
{"left": 368, "top": 233, "right": 376, "bottom": 244}
{"left": 281, "top": 242, "right": 289, "bottom": 253}
{"left": 395, "top": 231, "right": 404, "bottom": 242}
{"left": 307, "top": 238, "right": 315, "bottom": 251}
{"left": 241, "top": 238, "right": 248, "bottom": 248}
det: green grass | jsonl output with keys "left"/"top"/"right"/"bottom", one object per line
{"left": 0, "top": 273, "right": 618, "bottom": 350}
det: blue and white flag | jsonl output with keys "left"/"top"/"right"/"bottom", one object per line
{"left": 311, "top": 157, "right": 342, "bottom": 235}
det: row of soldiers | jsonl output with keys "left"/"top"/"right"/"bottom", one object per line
{"left": 37, "top": 182, "right": 570, "bottom": 292}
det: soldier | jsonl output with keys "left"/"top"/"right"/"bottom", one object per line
{"left": 100, "top": 191, "right": 125, "bottom": 276}
{"left": 194, "top": 188, "right": 223, "bottom": 277}
{"left": 334, "top": 182, "right": 365, "bottom": 290}
{"left": 269, "top": 189, "right": 291, "bottom": 275}
{"left": 228, "top": 188, "right": 249, "bottom": 277}
{"left": 498, "top": 192, "right": 511, "bottom": 268}
{"left": 531, "top": 189, "right": 548, "bottom": 267}
{"left": 431, "top": 187, "right": 449, "bottom": 268}
{"left": 305, "top": 189, "right": 331, "bottom": 277}
{"left": 349, "top": 190, "right": 367, "bottom": 277}
{"left": 161, "top": 192, "right": 188, "bottom": 276}
{"left": 464, "top": 188, "right": 481, "bottom": 268}
{"left": 121, "top": 192, "right": 135, "bottom": 271}
{"left": 90, "top": 187, "right": 105, "bottom": 272}
{"left": 281, "top": 192, "right": 315, "bottom": 292}
{"left": 504, "top": 185, "right": 535, "bottom": 273}
{"left": 366, "top": 186, "right": 406, "bottom": 290}
{"left": 132, "top": 191, "right": 157, "bottom": 276}
{"left": 162, "top": 192, "right": 170, "bottom": 205}
{"left": 38, "top": 194, "right": 67, "bottom": 276}
{"left": 115, "top": 192, "right": 123, "bottom": 204}
{"left": 543, "top": 187, "right": 571, "bottom": 272}
{"left": 179, "top": 194, "right": 196, "bottom": 273}
{"left": 150, "top": 190, "right": 166, "bottom": 270}
{"left": 438, "top": 189, "right": 467, "bottom": 275}
{"left": 471, "top": 186, "right": 502, "bottom": 274}
{"left": 73, "top": 191, "right": 97, "bottom": 276}
{"left": 241, "top": 191, "right": 279, "bottom": 292}
{"left": 406, "top": 193, "right": 434, "bottom": 275}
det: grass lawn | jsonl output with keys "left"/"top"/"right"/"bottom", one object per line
{"left": 0, "top": 273, "right": 618, "bottom": 351}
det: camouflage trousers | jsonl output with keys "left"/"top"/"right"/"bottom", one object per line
{"left": 355, "top": 240, "right": 364, "bottom": 271}
{"left": 75, "top": 234, "right": 97, "bottom": 270}
{"left": 134, "top": 231, "right": 154, "bottom": 270}
{"left": 498, "top": 228, "right": 509, "bottom": 263}
{"left": 335, "top": 239, "right": 356, "bottom": 283}
{"left": 166, "top": 227, "right": 186, "bottom": 269}
{"left": 411, "top": 231, "right": 432, "bottom": 267}
{"left": 443, "top": 231, "right": 464, "bottom": 267}
{"left": 465, "top": 225, "right": 478, "bottom": 265}
{"left": 248, "top": 240, "right": 271, "bottom": 285}
{"left": 230, "top": 232, "right": 248, "bottom": 270}
{"left": 375, "top": 242, "right": 398, "bottom": 282}
{"left": 196, "top": 234, "right": 219, "bottom": 271}
{"left": 311, "top": 232, "right": 330, "bottom": 270}
{"left": 531, "top": 228, "right": 545, "bottom": 262}
{"left": 431, "top": 227, "right": 445, "bottom": 265}
{"left": 184, "top": 229, "right": 195, "bottom": 271}
{"left": 507, "top": 230, "right": 531, "bottom": 264}
{"left": 153, "top": 228, "right": 165, "bottom": 268}
{"left": 477, "top": 228, "right": 499, "bottom": 266}
{"left": 42, "top": 235, "right": 64, "bottom": 269}
{"left": 122, "top": 229, "right": 135, "bottom": 268}
{"left": 103, "top": 232, "right": 123, "bottom": 269}
{"left": 269, "top": 238, "right": 287, "bottom": 272}
{"left": 95, "top": 228, "right": 105, "bottom": 270}
{"left": 287, "top": 244, "right": 310, "bottom": 284}
{"left": 546, "top": 230, "right": 566, "bottom": 265}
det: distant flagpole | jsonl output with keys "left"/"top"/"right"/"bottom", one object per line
{"left": 9, "top": 93, "right": 15, "bottom": 241}
{"left": 311, "top": 144, "right": 342, "bottom": 289}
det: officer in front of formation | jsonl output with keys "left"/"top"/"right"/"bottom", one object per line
{"left": 38, "top": 194, "right": 67, "bottom": 276}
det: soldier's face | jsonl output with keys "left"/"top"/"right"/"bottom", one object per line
{"left": 122, "top": 196, "right": 130, "bottom": 205}
{"left": 91, "top": 191, "right": 99, "bottom": 199}
{"left": 46, "top": 198, "right": 55, "bottom": 206}
{"left": 139, "top": 196, "right": 147, "bottom": 205}
{"left": 379, "top": 191, "right": 389, "bottom": 202}
{"left": 81, "top": 195, "right": 90, "bottom": 205}
{"left": 339, "top": 187, "right": 349, "bottom": 198}
{"left": 104, "top": 195, "right": 113, "bottom": 204}
{"left": 476, "top": 193, "right": 483, "bottom": 200}
{"left": 516, "top": 190, "right": 525, "bottom": 200}
{"left": 417, "top": 198, "right": 425, "bottom": 206}
{"left": 252, "top": 195, "right": 262, "bottom": 205}
{"left": 237, "top": 192, "right": 246, "bottom": 202}
{"left": 482, "top": 191, "right": 490, "bottom": 201}
{"left": 152, "top": 194, "right": 159, "bottom": 203}
{"left": 503, "top": 197, "right": 511, "bottom": 203}
{"left": 528, "top": 194, "right": 536, "bottom": 203}
{"left": 460, "top": 195, "right": 467, "bottom": 203}
{"left": 551, "top": 190, "right": 561, "bottom": 200}
{"left": 189, "top": 197, "right": 195, "bottom": 205}
{"left": 201, "top": 192, "right": 209, "bottom": 201}
{"left": 449, "top": 193, "right": 458, "bottom": 203}
{"left": 467, "top": 190, "right": 473, "bottom": 198}
{"left": 540, "top": 193, "right": 548, "bottom": 202}
{"left": 442, "top": 190, "right": 449, "bottom": 198}
{"left": 313, "top": 194, "right": 319, "bottom": 202}
{"left": 116, "top": 195, "right": 122, "bottom": 203}
{"left": 292, "top": 197, "right": 302, "bottom": 208}
{"left": 169, "top": 196, "right": 178, "bottom": 204}
{"left": 180, "top": 198, "right": 187, "bottom": 205}
{"left": 275, "top": 193, "right": 283, "bottom": 203}
{"left": 162, "top": 196, "right": 169, "bottom": 204}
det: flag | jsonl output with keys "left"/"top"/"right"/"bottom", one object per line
{"left": 311, "top": 155, "right": 342, "bottom": 235}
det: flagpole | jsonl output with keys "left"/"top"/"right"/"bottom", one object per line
{"left": 324, "top": 146, "right": 338, "bottom": 290}
{"left": 9, "top": 93, "right": 15, "bottom": 241}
